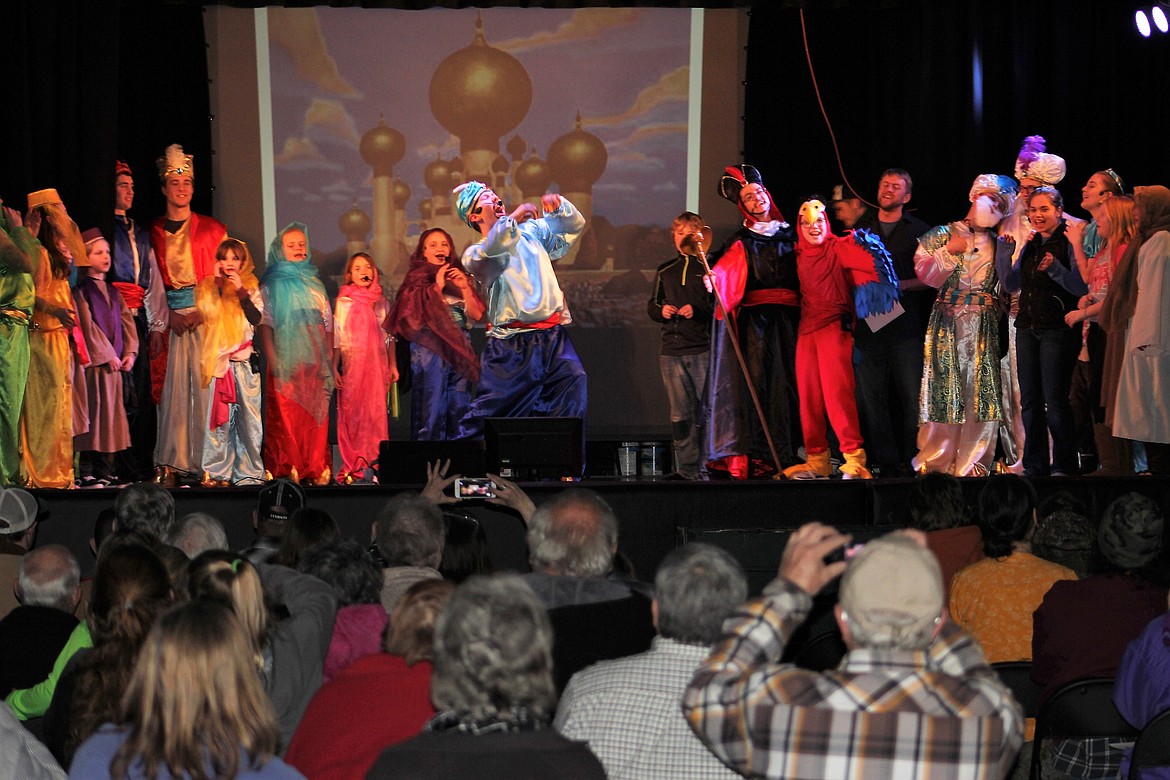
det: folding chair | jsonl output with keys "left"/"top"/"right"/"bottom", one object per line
{"left": 1128, "top": 707, "right": 1170, "bottom": 780}
{"left": 992, "top": 661, "right": 1044, "bottom": 719}
{"left": 1030, "top": 677, "right": 1138, "bottom": 780}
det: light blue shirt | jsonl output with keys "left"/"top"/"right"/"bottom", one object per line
{"left": 462, "top": 199, "right": 585, "bottom": 339}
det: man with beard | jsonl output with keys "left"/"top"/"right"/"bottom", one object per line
{"left": 704, "top": 165, "right": 800, "bottom": 479}
{"left": 454, "top": 182, "right": 587, "bottom": 443}
{"left": 852, "top": 169, "right": 931, "bottom": 477}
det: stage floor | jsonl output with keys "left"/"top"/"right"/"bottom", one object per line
{"left": 30, "top": 475, "right": 1170, "bottom": 592}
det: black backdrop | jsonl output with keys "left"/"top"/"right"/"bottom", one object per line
{"left": 742, "top": 2, "right": 1170, "bottom": 224}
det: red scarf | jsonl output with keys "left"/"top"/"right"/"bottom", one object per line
{"left": 387, "top": 259, "right": 480, "bottom": 383}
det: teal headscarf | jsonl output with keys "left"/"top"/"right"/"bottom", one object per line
{"left": 453, "top": 181, "right": 488, "bottom": 230}
{"left": 261, "top": 223, "right": 334, "bottom": 395}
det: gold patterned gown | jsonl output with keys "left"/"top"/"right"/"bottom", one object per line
{"left": 912, "top": 222, "right": 1002, "bottom": 476}
{"left": 20, "top": 248, "right": 75, "bottom": 487}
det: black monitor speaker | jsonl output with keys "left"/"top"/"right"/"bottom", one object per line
{"left": 484, "top": 417, "right": 583, "bottom": 481}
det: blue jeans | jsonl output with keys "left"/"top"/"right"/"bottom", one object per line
{"left": 660, "top": 352, "right": 710, "bottom": 479}
{"left": 1016, "top": 326, "right": 1081, "bottom": 475}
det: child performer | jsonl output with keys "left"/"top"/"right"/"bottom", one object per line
{"left": 196, "top": 238, "right": 263, "bottom": 486}
{"left": 333, "top": 252, "right": 396, "bottom": 481}
{"left": 648, "top": 211, "right": 714, "bottom": 480}
{"left": 257, "top": 223, "right": 334, "bottom": 485}
{"left": 73, "top": 229, "right": 137, "bottom": 485}
{"left": 386, "top": 229, "right": 483, "bottom": 440}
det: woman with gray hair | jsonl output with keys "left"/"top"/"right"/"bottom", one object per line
{"left": 367, "top": 574, "right": 604, "bottom": 779}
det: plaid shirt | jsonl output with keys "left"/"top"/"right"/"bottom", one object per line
{"left": 683, "top": 578, "right": 1024, "bottom": 780}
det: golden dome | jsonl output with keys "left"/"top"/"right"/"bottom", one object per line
{"left": 392, "top": 178, "right": 412, "bottom": 209}
{"left": 360, "top": 116, "right": 405, "bottom": 177}
{"left": 515, "top": 149, "right": 552, "bottom": 199}
{"left": 506, "top": 134, "right": 527, "bottom": 161}
{"left": 548, "top": 112, "right": 607, "bottom": 191}
{"left": 491, "top": 153, "right": 510, "bottom": 174}
{"left": 338, "top": 201, "right": 371, "bottom": 241}
{"left": 419, "top": 200, "right": 433, "bottom": 220}
{"left": 429, "top": 14, "right": 532, "bottom": 154}
{"left": 424, "top": 156, "right": 452, "bottom": 196}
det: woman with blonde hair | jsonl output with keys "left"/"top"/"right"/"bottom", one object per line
{"left": 67, "top": 600, "right": 303, "bottom": 779}
{"left": 1066, "top": 195, "right": 1136, "bottom": 475}
{"left": 187, "top": 550, "right": 336, "bottom": 752}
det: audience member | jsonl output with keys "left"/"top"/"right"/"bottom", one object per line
{"left": 373, "top": 493, "right": 445, "bottom": 614}
{"left": 522, "top": 489, "right": 655, "bottom": 691}
{"left": 1030, "top": 509, "right": 1095, "bottom": 579}
{"left": 45, "top": 543, "right": 172, "bottom": 767}
{"left": 0, "top": 486, "right": 40, "bottom": 619}
{"left": 298, "top": 538, "right": 388, "bottom": 683}
{"left": 683, "top": 525, "right": 1023, "bottom": 779}
{"left": 112, "top": 482, "right": 174, "bottom": 541}
{"left": 243, "top": 478, "right": 306, "bottom": 564}
{"left": 68, "top": 601, "right": 303, "bottom": 779}
{"left": 6, "top": 530, "right": 157, "bottom": 722}
{"left": 274, "top": 507, "right": 340, "bottom": 569}
{"left": 165, "top": 511, "right": 229, "bottom": 558}
{"left": 0, "top": 545, "right": 80, "bottom": 697}
{"left": 0, "top": 485, "right": 39, "bottom": 554}
{"left": 556, "top": 544, "right": 747, "bottom": 779}
{"left": 1114, "top": 607, "right": 1170, "bottom": 780}
{"left": 1032, "top": 492, "right": 1168, "bottom": 779}
{"left": 286, "top": 579, "right": 454, "bottom": 780}
{"left": 949, "top": 475, "right": 1077, "bottom": 662}
{"left": 188, "top": 550, "right": 337, "bottom": 752}
{"left": 438, "top": 510, "right": 494, "bottom": 583}
{"left": 906, "top": 472, "right": 983, "bottom": 597}
{"left": 367, "top": 574, "right": 605, "bottom": 779}
{"left": 0, "top": 702, "right": 64, "bottom": 780}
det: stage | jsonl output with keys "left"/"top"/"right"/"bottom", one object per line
{"left": 29, "top": 474, "right": 1170, "bottom": 593}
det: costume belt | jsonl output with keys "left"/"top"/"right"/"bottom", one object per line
{"left": 165, "top": 286, "right": 196, "bottom": 310}
{"left": 743, "top": 289, "right": 799, "bottom": 307}
{"left": 941, "top": 289, "right": 996, "bottom": 307}
{"left": 0, "top": 306, "right": 31, "bottom": 326}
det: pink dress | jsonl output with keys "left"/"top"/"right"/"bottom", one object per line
{"left": 334, "top": 283, "right": 391, "bottom": 476}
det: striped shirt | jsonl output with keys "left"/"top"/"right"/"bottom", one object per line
{"left": 683, "top": 578, "right": 1024, "bottom": 780}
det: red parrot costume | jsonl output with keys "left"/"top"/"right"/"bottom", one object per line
{"left": 784, "top": 199, "right": 901, "bottom": 479}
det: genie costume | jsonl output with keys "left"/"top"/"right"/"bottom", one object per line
{"left": 456, "top": 182, "right": 587, "bottom": 441}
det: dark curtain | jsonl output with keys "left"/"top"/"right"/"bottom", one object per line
{"left": 0, "top": 2, "right": 212, "bottom": 237}
{"left": 745, "top": 1, "right": 1170, "bottom": 225}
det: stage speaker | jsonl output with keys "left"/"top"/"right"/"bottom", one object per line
{"left": 378, "top": 439, "right": 486, "bottom": 485}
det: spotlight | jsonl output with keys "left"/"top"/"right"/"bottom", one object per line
{"left": 1154, "top": 5, "right": 1169, "bottom": 32}
{"left": 1137, "top": 8, "right": 1151, "bottom": 36}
